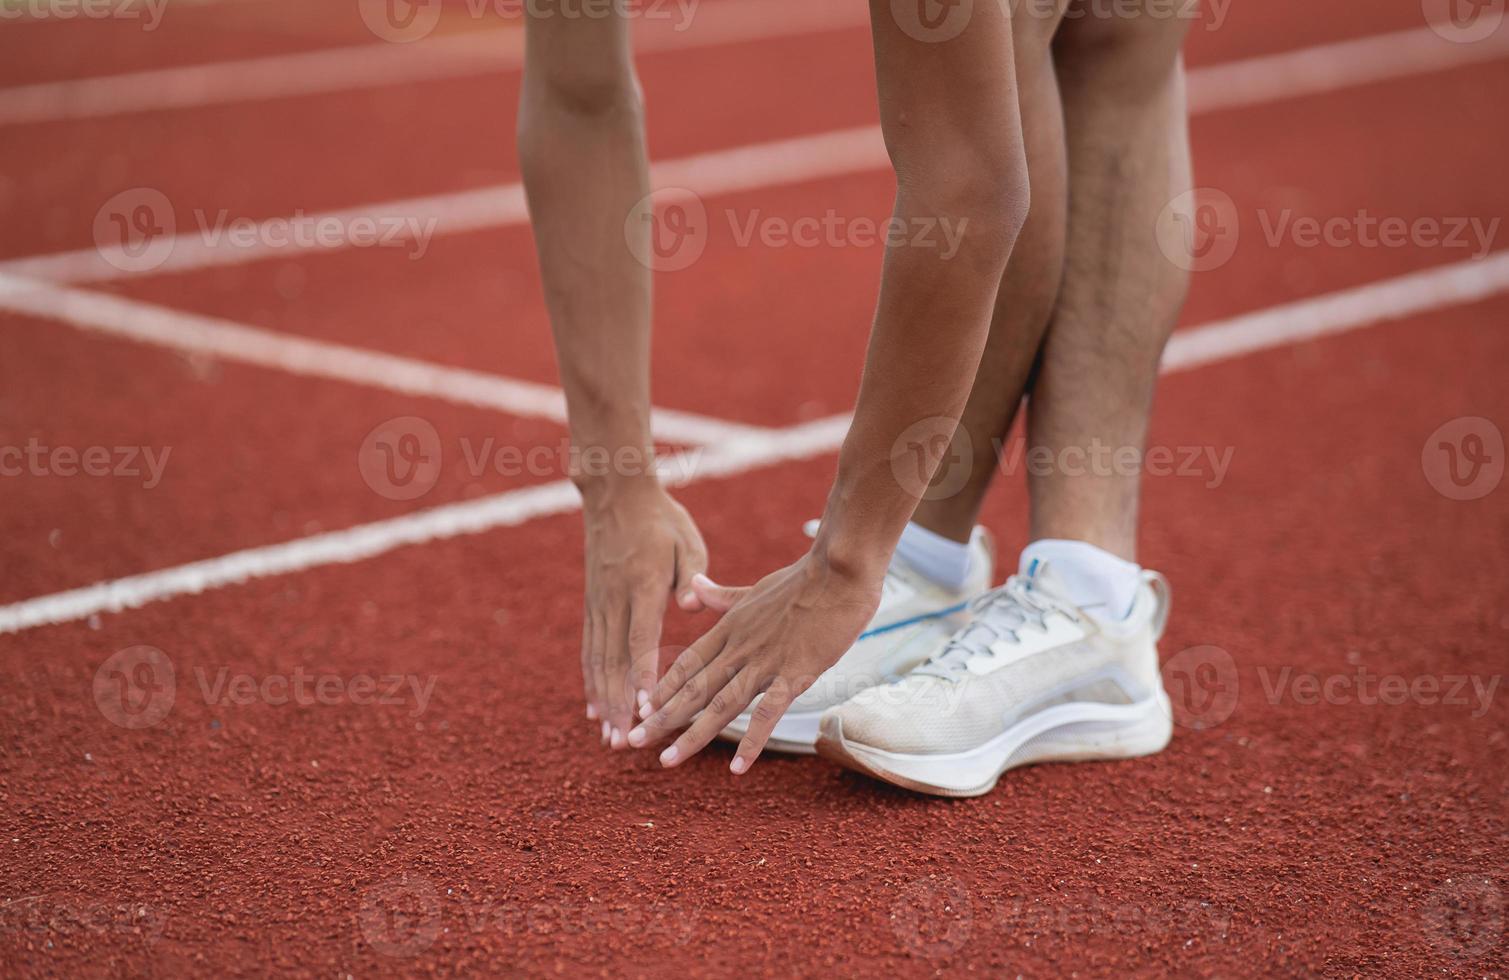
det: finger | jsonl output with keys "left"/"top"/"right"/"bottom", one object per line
{"left": 580, "top": 605, "right": 598, "bottom": 722}
{"left": 659, "top": 667, "right": 764, "bottom": 769}
{"left": 628, "top": 640, "right": 735, "bottom": 748}
{"left": 673, "top": 536, "right": 709, "bottom": 611}
{"left": 626, "top": 588, "right": 666, "bottom": 709}
{"left": 646, "top": 626, "right": 725, "bottom": 714}
{"left": 691, "top": 574, "right": 751, "bottom": 613}
{"left": 588, "top": 604, "right": 612, "bottom": 742}
{"left": 729, "top": 676, "right": 799, "bottom": 775}
{"left": 604, "top": 601, "right": 635, "bottom": 749}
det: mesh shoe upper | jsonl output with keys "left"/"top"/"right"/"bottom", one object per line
{"left": 825, "top": 563, "right": 1169, "bottom": 754}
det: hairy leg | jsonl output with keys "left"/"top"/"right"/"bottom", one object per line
{"left": 1025, "top": 6, "right": 1195, "bottom": 561}
{"left": 909, "top": 3, "right": 1071, "bottom": 543}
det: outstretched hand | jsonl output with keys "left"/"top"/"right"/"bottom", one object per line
{"left": 580, "top": 481, "right": 708, "bottom": 748}
{"left": 627, "top": 551, "right": 881, "bottom": 773}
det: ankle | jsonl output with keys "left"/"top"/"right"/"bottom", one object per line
{"left": 907, "top": 503, "right": 978, "bottom": 547}
{"left": 896, "top": 521, "right": 976, "bottom": 590}
{"left": 1020, "top": 538, "right": 1141, "bottom": 619}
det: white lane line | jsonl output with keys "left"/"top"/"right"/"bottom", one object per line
{"left": 1161, "top": 251, "right": 1509, "bottom": 372}
{"left": 6, "top": 23, "right": 1503, "bottom": 286}
{"left": 1187, "top": 21, "right": 1509, "bottom": 114}
{"left": 0, "top": 0, "right": 869, "bottom": 127}
{"left": 0, "top": 127, "right": 885, "bottom": 284}
{"left": 4, "top": 251, "right": 1506, "bottom": 635}
{"left": 0, "top": 273, "right": 771, "bottom": 446}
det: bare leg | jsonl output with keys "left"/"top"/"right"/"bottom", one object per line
{"left": 1025, "top": 9, "right": 1194, "bottom": 562}
{"left": 909, "top": 6, "right": 1071, "bottom": 542}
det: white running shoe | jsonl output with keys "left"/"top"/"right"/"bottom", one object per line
{"left": 816, "top": 557, "right": 1173, "bottom": 796}
{"left": 718, "top": 521, "right": 994, "bottom": 754}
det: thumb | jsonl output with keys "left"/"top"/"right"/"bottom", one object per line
{"left": 691, "top": 573, "right": 750, "bottom": 613}
{"left": 673, "top": 537, "right": 709, "bottom": 611}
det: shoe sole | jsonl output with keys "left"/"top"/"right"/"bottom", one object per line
{"left": 815, "top": 690, "right": 1173, "bottom": 797}
{"left": 718, "top": 709, "right": 823, "bottom": 755}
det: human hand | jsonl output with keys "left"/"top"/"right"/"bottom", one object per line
{"left": 626, "top": 550, "right": 882, "bottom": 773}
{"left": 580, "top": 480, "right": 708, "bottom": 748}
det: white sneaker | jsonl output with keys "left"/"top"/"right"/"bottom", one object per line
{"left": 718, "top": 521, "right": 994, "bottom": 754}
{"left": 815, "top": 558, "right": 1173, "bottom": 796}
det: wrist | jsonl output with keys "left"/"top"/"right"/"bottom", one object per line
{"left": 575, "top": 468, "right": 663, "bottom": 511}
{"left": 808, "top": 526, "right": 893, "bottom": 585}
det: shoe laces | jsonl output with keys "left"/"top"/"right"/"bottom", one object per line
{"left": 914, "top": 575, "right": 1074, "bottom": 680}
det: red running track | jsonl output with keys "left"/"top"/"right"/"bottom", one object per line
{"left": 1, "top": 0, "right": 1506, "bottom": 974}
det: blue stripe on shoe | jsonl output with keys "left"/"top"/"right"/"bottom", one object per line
{"left": 856, "top": 600, "right": 971, "bottom": 641}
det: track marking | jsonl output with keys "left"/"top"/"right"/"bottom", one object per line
{"left": 0, "top": 273, "right": 769, "bottom": 446}
{"left": 1187, "top": 19, "right": 1509, "bottom": 114}
{"left": 0, "top": 127, "right": 884, "bottom": 283}
{"left": 5, "top": 23, "right": 1503, "bottom": 286}
{"left": 0, "top": 0, "right": 869, "bottom": 128}
{"left": 3, "top": 251, "right": 1506, "bottom": 635}
{"left": 1161, "top": 253, "right": 1509, "bottom": 372}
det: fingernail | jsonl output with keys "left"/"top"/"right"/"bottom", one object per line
{"left": 693, "top": 573, "right": 714, "bottom": 587}
{"left": 611, "top": 728, "right": 625, "bottom": 749}
{"left": 638, "top": 700, "right": 653, "bottom": 720}
{"left": 678, "top": 591, "right": 696, "bottom": 608}
{"left": 659, "top": 745, "right": 679, "bottom": 766}
{"left": 601, "top": 720, "right": 610, "bottom": 743}
{"left": 627, "top": 727, "right": 647, "bottom": 748}
{"left": 636, "top": 689, "right": 650, "bottom": 709}
{"left": 730, "top": 756, "right": 748, "bottom": 775}
{"left": 586, "top": 704, "right": 598, "bottom": 720}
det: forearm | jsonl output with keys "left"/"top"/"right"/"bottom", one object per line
{"left": 518, "top": 14, "right": 654, "bottom": 489}
{"left": 815, "top": 186, "right": 1023, "bottom": 575}
{"left": 814, "top": 0, "right": 1029, "bottom": 577}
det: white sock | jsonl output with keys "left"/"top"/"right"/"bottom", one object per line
{"left": 1019, "top": 538, "right": 1141, "bottom": 620}
{"left": 895, "top": 522, "right": 972, "bottom": 590}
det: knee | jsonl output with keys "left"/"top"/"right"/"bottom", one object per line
{"left": 1054, "top": 0, "right": 1193, "bottom": 76}
{"left": 523, "top": 46, "right": 642, "bottom": 121}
